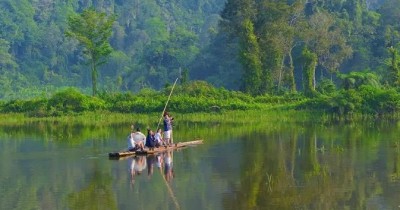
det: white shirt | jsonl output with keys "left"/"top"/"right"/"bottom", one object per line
{"left": 127, "top": 134, "right": 136, "bottom": 149}
{"left": 132, "top": 132, "right": 146, "bottom": 143}
{"left": 155, "top": 132, "right": 162, "bottom": 143}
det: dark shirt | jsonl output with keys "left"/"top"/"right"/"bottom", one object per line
{"left": 145, "top": 134, "right": 156, "bottom": 148}
{"left": 163, "top": 116, "right": 172, "bottom": 131}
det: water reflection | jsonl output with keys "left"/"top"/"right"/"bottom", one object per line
{"left": 0, "top": 120, "right": 400, "bottom": 209}
{"left": 220, "top": 123, "right": 400, "bottom": 210}
{"left": 68, "top": 162, "right": 117, "bottom": 210}
{"left": 164, "top": 151, "right": 174, "bottom": 182}
{"left": 128, "top": 156, "right": 146, "bottom": 186}
{"left": 128, "top": 151, "right": 174, "bottom": 188}
{"left": 124, "top": 151, "right": 181, "bottom": 209}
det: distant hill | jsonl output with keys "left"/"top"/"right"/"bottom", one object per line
{"left": 1, "top": 0, "right": 400, "bottom": 99}
{"left": 0, "top": 0, "right": 225, "bottom": 99}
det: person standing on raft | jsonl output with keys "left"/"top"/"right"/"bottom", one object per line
{"left": 163, "top": 112, "right": 173, "bottom": 145}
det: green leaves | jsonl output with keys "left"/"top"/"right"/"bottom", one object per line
{"left": 301, "top": 47, "right": 318, "bottom": 97}
{"left": 0, "top": 39, "right": 17, "bottom": 70}
{"left": 387, "top": 46, "right": 400, "bottom": 87}
{"left": 337, "top": 71, "right": 380, "bottom": 90}
{"left": 239, "top": 19, "right": 262, "bottom": 96}
{"left": 66, "top": 9, "right": 115, "bottom": 62}
{"left": 66, "top": 9, "right": 116, "bottom": 96}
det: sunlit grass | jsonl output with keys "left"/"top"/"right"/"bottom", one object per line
{"left": 1, "top": 107, "right": 399, "bottom": 127}
{"left": 179, "top": 109, "right": 328, "bottom": 124}
{"left": 0, "top": 111, "right": 159, "bottom": 125}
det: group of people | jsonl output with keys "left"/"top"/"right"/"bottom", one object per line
{"left": 127, "top": 111, "right": 174, "bottom": 152}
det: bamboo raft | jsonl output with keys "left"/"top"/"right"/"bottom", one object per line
{"left": 108, "top": 139, "right": 203, "bottom": 158}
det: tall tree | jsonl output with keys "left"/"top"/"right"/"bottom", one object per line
{"left": 0, "top": 39, "right": 17, "bottom": 71}
{"left": 239, "top": 19, "right": 262, "bottom": 95}
{"left": 301, "top": 47, "right": 317, "bottom": 97}
{"left": 256, "top": 0, "right": 288, "bottom": 93}
{"left": 220, "top": 0, "right": 264, "bottom": 95}
{"left": 388, "top": 46, "right": 400, "bottom": 87}
{"left": 0, "top": 38, "right": 18, "bottom": 98}
{"left": 302, "top": 11, "right": 352, "bottom": 81}
{"left": 257, "top": 0, "right": 305, "bottom": 93}
{"left": 66, "top": 8, "right": 116, "bottom": 96}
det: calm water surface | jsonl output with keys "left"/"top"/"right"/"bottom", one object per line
{"left": 0, "top": 120, "right": 399, "bottom": 209}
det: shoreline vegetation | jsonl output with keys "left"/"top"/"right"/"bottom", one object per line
{"left": 0, "top": 81, "right": 399, "bottom": 124}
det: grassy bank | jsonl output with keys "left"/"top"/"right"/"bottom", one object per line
{"left": 0, "top": 81, "right": 305, "bottom": 117}
{"left": 1, "top": 80, "right": 400, "bottom": 122}
{"left": 0, "top": 109, "right": 337, "bottom": 127}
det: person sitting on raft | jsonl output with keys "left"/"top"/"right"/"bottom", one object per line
{"left": 145, "top": 129, "right": 159, "bottom": 150}
{"left": 127, "top": 129, "right": 137, "bottom": 151}
{"left": 132, "top": 128, "right": 146, "bottom": 151}
{"left": 154, "top": 128, "right": 164, "bottom": 146}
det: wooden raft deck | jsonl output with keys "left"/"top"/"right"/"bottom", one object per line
{"left": 108, "top": 139, "right": 203, "bottom": 158}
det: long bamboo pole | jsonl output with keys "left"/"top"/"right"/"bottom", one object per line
{"left": 160, "top": 151, "right": 180, "bottom": 210}
{"left": 160, "top": 167, "right": 180, "bottom": 210}
{"left": 157, "top": 77, "right": 179, "bottom": 130}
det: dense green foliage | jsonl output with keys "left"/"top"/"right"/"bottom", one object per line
{"left": 298, "top": 72, "right": 400, "bottom": 116}
{"left": 0, "top": 0, "right": 399, "bottom": 98}
{"left": 0, "top": 82, "right": 278, "bottom": 116}
{"left": 0, "top": 0, "right": 224, "bottom": 98}
{"left": 66, "top": 8, "right": 116, "bottom": 96}
{"left": 1, "top": 0, "right": 399, "bottom": 117}
{"left": 239, "top": 19, "right": 263, "bottom": 95}
{"left": 0, "top": 77, "right": 399, "bottom": 118}
{"left": 301, "top": 48, "right": 318, "bottom": 97}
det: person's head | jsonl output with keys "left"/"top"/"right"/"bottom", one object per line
{"left": 147, "top": 128, "right": 152, "bottom": 135}
{"left": 157, "top": 128, "right": 162, "bottom": 133}
{"left": 136, "top": 128, "right": 141, "bottom": 132}
{"left": 163, "top": 111, "right": 169, "bottom": 117}
{"left": 131, "top": 124, "right": 135, "bottom": 132}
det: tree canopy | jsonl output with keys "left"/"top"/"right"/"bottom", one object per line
{"left": 0, "top": 0, "right": 399, "bottom": 99}
{"left": 66, "top": 8, "right": 116, "bottom": 96}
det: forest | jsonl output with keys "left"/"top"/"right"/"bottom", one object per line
{"left": 1, "top": 0, "right": 400, "bottom": 115}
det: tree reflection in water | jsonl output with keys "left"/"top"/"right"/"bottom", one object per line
{"left": 221, "top": 123, "right": 400, "bottom": 210}
{"left": 68, "top": 162, "right": 117, "bottom": 210}
{"left": 1, "top": 120, "right": 400, "bottom": 209}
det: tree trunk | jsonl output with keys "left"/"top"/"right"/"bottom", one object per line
{"left": 277, "top": 54, "right": 285, "bottom": 92}
{"left": 288, "top": 49, "right": 296, "bottom": 92}
{"left": 313, "top": 70, "right": 316, "bottom": 91}
{"left": 91, "top": 54, "right": 97, "bottom": 96}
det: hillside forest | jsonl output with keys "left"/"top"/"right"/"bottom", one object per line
{"left": 0, "top": 0, "right": 399, "bottom": 101}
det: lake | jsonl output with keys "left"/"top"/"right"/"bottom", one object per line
{"left": 0, "top": 119, "right": 399, "bottom": 210}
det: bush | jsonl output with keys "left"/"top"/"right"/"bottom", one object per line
{"left": 97, "top": 91, "right": 136, "bottom": 105}
{"left": 48, "top": 88, "right": 86, "bottom": 112}
{"left": 317, "top": 79, "right": 336, "bottom": 95}
{"left": 0, "top": 101, "right": 4, "bottom": 112}
{"left": 297, "top": 85, "right": 400, "bottom": 116}
{"left": 359, "top": 86, "right": 400, "bottom": 115}
{"left": 329, "top": 89, "right": 363, "bottom": 115}
{"left": 1, "top": 99, "right": 27, "bottom": 112}
{"left": 86, "top": 96, "right": 107, "bottom": 111}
